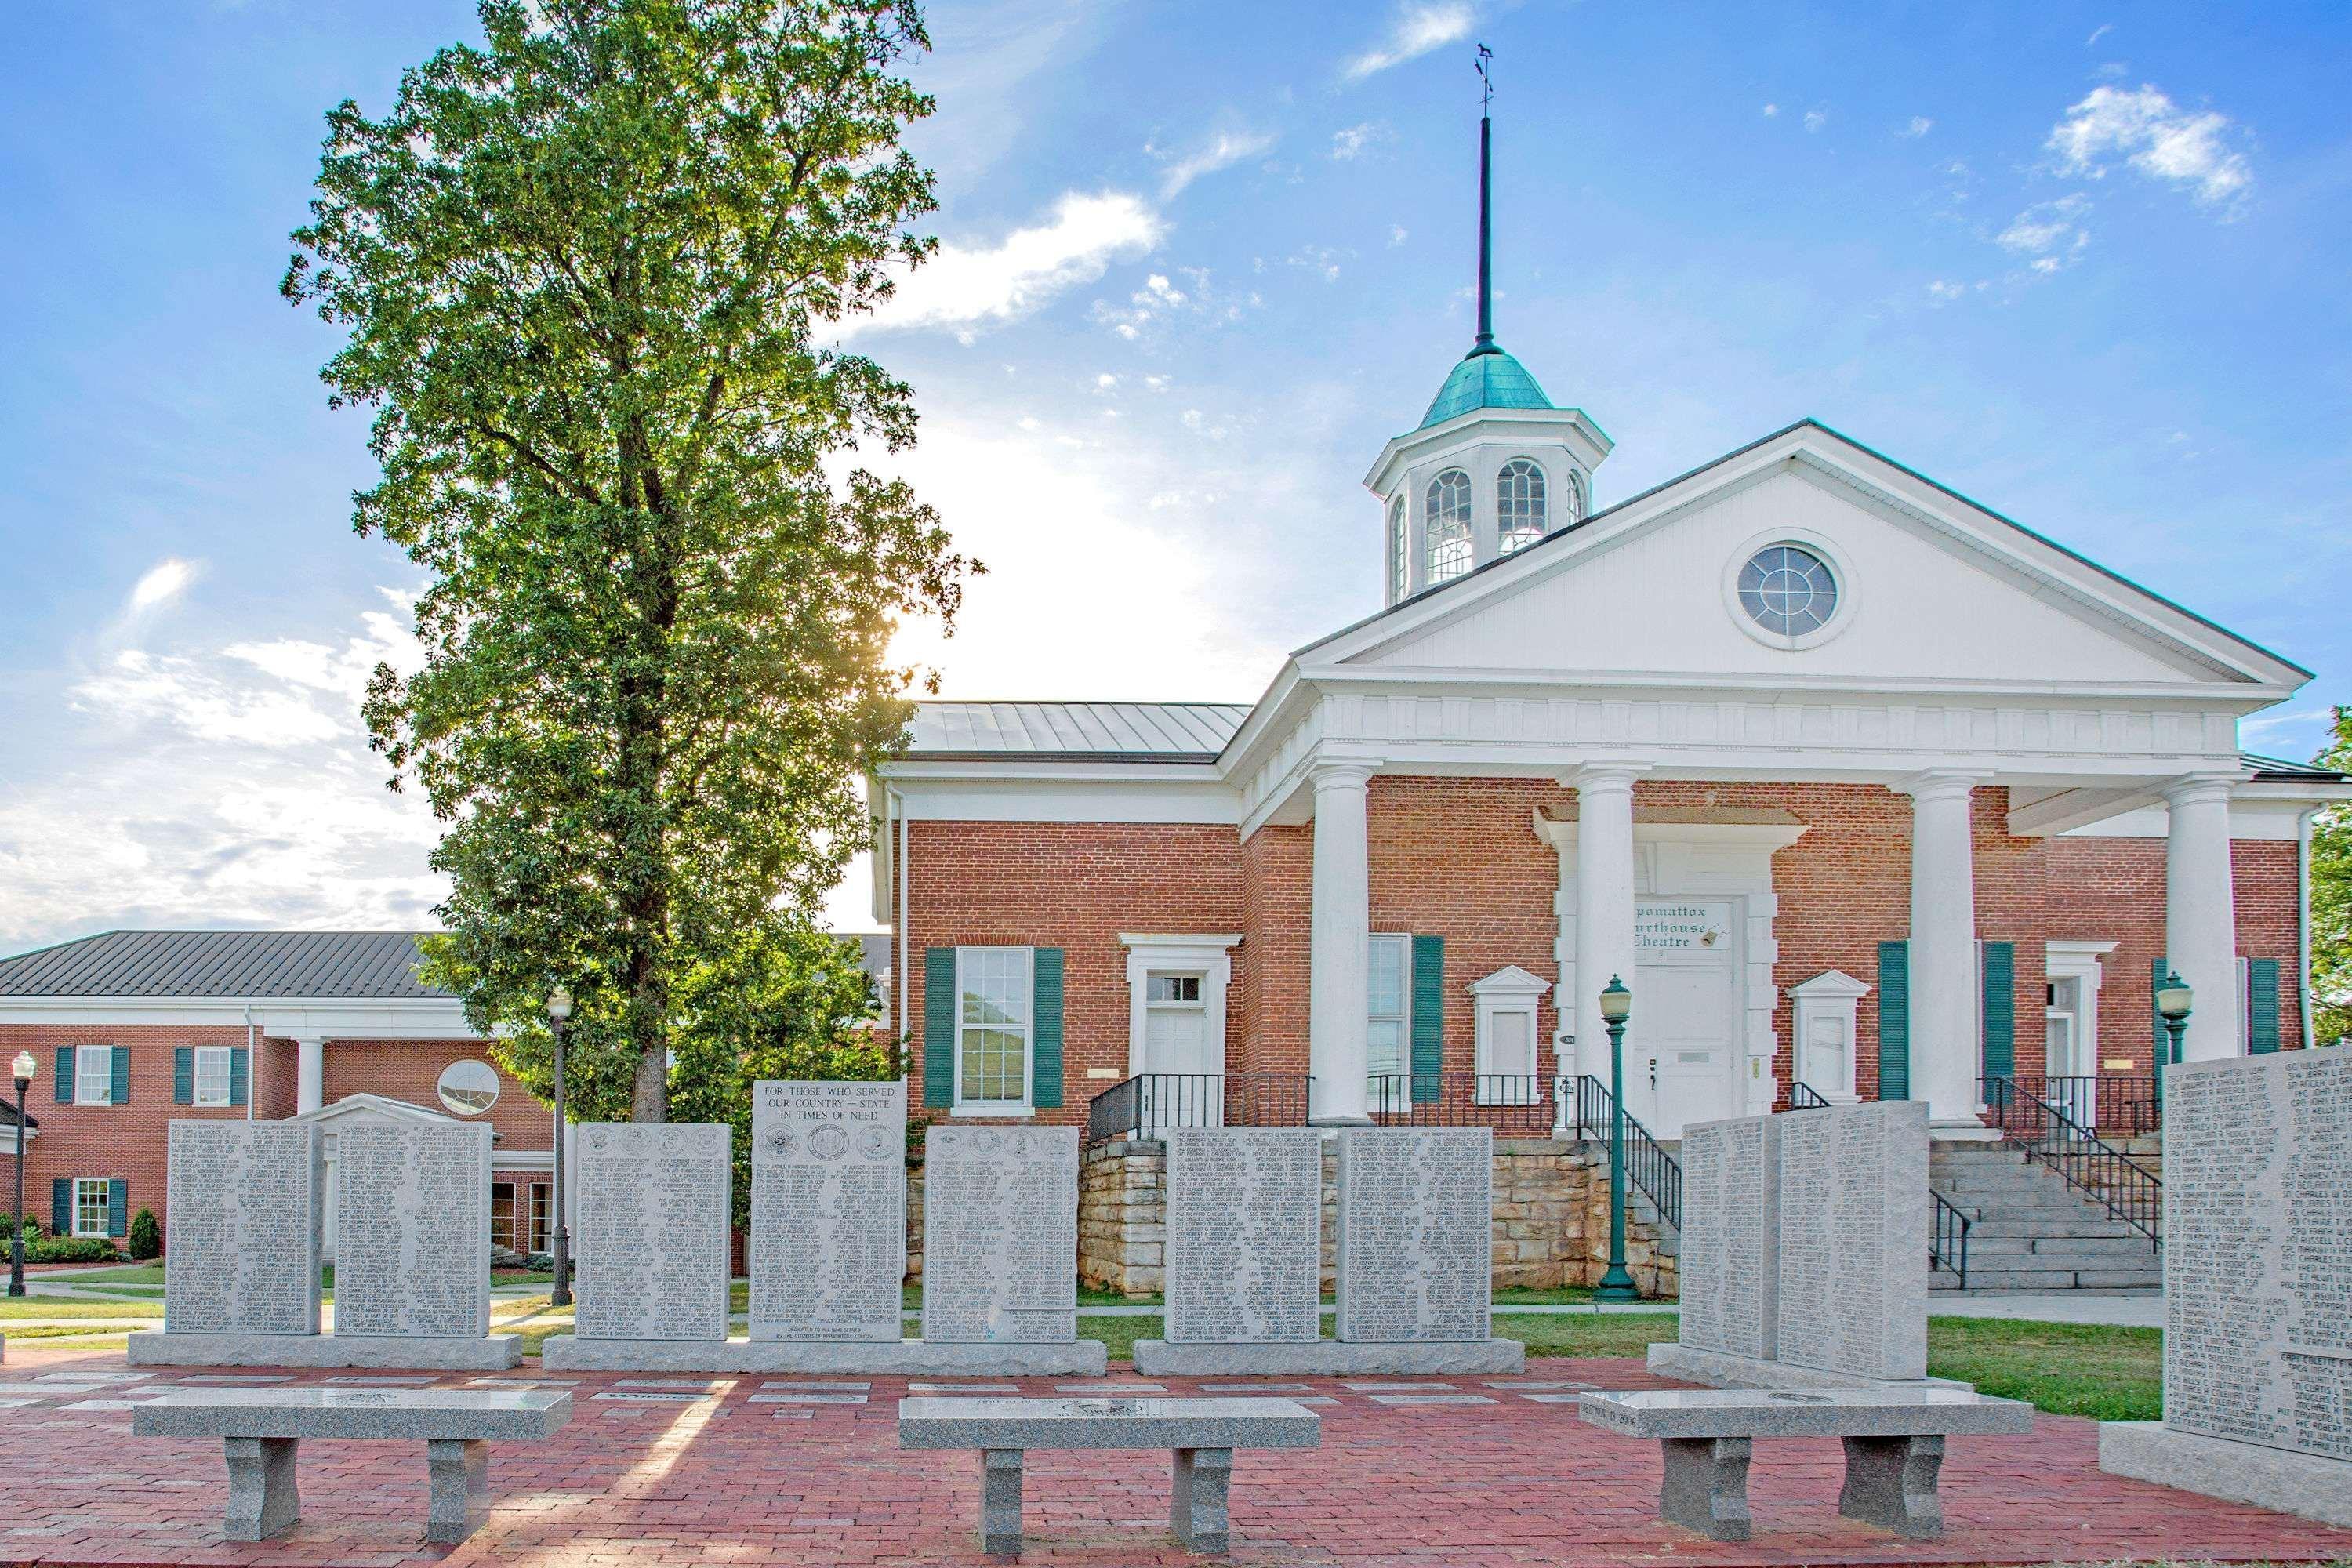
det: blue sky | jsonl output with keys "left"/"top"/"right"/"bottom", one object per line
{"left": 2, "top": 1, "right": 2347, "bottom": 949}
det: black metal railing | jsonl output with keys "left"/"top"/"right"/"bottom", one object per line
{"left": 1785, "top": 1080, "right": 1971, "bottom": 1288}
{"left": 1994, "top": 1074, "right": 2159, "bottom": 1139}
{"left": 1983, "top": 1074, "right": 2163, "bottom": 1247}
{"left": 1570, "top": 1074, "right": 1682, "bottom": 1230}
{"left": 1083, "top": 1072, "right": 1312, "bottom": 1145}
{"left": 1367, "top": 1073, "right": 1561, "bottom": 1133}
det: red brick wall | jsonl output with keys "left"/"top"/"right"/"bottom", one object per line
{"left": 320, "top": 1039, "right": 550, "bottom": 1152}
{"left": 1237, "top": 826, "right": 1311, "bottom": 1076}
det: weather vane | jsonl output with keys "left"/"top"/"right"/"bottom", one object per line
{"left": 1475, "top": 43, "right": 1494, "bottom": 114}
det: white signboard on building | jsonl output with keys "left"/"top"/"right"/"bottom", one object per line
{"left": 1635, "top": 902, "right": 1732, "bottom": 952}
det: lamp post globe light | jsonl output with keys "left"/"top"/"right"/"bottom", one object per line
{"left": 9, "top": 1047, "right": 34, "bottom": 1298}
{"left": 546, "top": 984, "right": 574, "bottom": 1310}
{"left": 2154, "top": 971, "right": 2193, "bottom": 1074}
{"left": 1593, "top": 976, "right": 1642, "bottom": 1304}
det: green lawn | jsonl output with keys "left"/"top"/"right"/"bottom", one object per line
{"left": 35, "top": 1263, "right": 165, "bottom": 1286}
{"left": 0, "top": 1297, "right": 165, "bottom": 1320}
{"left": 1924, "top": 1319, "right": 2161, "bottom": 1421}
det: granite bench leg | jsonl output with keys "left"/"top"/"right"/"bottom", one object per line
{"left": 426, "top": 1438, "right": 490, "bottom": 1544}
{"left": 222, "top": 1436, "right": 300, "bottom": 1541}
{"left": 978, "top": 1448, "right": 1024, "bottom": 1558}
{"left": 1658, "top": 1436, "right": 1751, "bottom": 1542}
{"left": 1170, "top": 1446, "right": 1233, "bottom": 1553}
{"left": 1838, "top": 1433, "right": 1944, "bottom": 1538}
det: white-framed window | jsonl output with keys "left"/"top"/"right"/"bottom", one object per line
{"left": 1562, "top": 469, "right": 1585, "bottom": 526}
{"left": 1468, "top": 965, "right": 1548, "bottom": 1103}
{"left": 1367, "top": 934, "right": 1412, "bottom": 1080}
{"left": 957, "top": 946, "right": 1034, "bottom": 1109}
{"left": 192, "top": 1046, "right": 233, "bottom": 1108}
{"left": 1497, "top": 458, "right": 1547, "bottom": 553}
{"left": 73, "top": 1177, "right": 111, "bottom": 1239}
{"left": 1424, "top": 470, "right": 1472, "bottom": 583}
{"left": 437, "top": 1058, "right": 500, "bottom": 1115}
{"left": 1388, "top": 494, "right": 1408, "bottom": 600}
{"left": 74, "top": 1044, "right": 114, "bottom": 1106}
{"left": 1737, "top": 543, "right": 1839, "bottom": 636}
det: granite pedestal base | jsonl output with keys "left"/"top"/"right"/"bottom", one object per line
{"left": 2099, "top": 1421, "right": 2352, "bottom": 1529}
{"left": 128, "top": 1333, "right": 523, "bottom": 1370}
{"left": 541, "top": 1335, "right": 1109, "bottom": 1376}
{"left": 1133, "top": 1338, "right": 1525, "bottom": 1376}
{"left": 1646, "top": 1343, "right": 1969, "bottom": 1395}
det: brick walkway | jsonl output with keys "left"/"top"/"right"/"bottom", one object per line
{"left": 2, "top": 1341, "right": 2347, "bottom": 1567}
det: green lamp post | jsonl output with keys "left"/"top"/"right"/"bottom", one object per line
{"left": 2155, "top": 970, "right": 2192, "bottom": 1069}
{"left": 546, "top": 984, "right": 574, "bottom": 1309}
{"left": 1593, "top": 975, "right": 1641, "bottom": 1304}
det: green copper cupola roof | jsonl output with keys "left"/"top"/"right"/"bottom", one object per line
{"left": 1418, "top": 346, "right": 1555, "bottom": 429}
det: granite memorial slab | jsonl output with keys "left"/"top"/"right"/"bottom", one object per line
{"left": 921, "top": 1125, "right": 1080, "bottom": 1345}
{"left": 1335, "top": 1126, "right": 1490, "bottom": 1343}
{"left": 1164, "top": 1127, "right": 1320, "bottom": 1345}
{"left": 750, "top": 1079, "right": 906, "bottom": 1344}
{"left": 2098, "top": 1049, "right": 2352, "bottom": 1526}
{"left": 1772, "top": 1099, "right": 1929, "bottom": 1382}
{"left": 572, "top": 1121, "right": 733, "bottom": 1342}
{"left": 1676, "top": 1113, "right": 1780, "bottom": 1361}
{"left": 160, "top": 1122, "right": 324, "bottom": 1338}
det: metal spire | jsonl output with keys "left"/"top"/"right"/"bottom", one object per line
{"left": 1472, "top": 44, "right": 1497, "bottom": 356}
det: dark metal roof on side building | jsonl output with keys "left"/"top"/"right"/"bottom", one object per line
{"left": 0, "top": 930, "right": 449, "bottom": 999}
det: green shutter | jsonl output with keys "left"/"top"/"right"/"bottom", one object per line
{"left": 1410, "top": 935, "right": 1445, "bottom": 1102}
{"left": 107, "top": 1179, "right": 127, "bottom": 1238}
{"left": 229, "top": 1047, "right": 250, "bottom": 1106}
{"left": 2152, "top": 956, "right": 2171, "bottom": 1109}
{"left": 109, "top": 1047, "right": 129, "bottom": 1105}
{"left": 50, "top": 1178, "right": 69, "bottom": 1236}
{"left": 2248, "top": 958, "right": 2281, "bottom": 1054}
{"left": 923, "top": 948, "right": 956, "bottom": 1109}
{"left": 1877, "top": 941, "right": 1911, "bottom": 1100}
{"left": 1980, "top": 941, "right": 2015, "bottom": 1085}
{"left": 1030, "top": 948, "right": 1064, "bottom": 1109}
{"left": 53, "top": 1047, "right": 72, "bottom": 1104}
{"left": 174, "top": 1047, "right": 194, "bottom": 1105}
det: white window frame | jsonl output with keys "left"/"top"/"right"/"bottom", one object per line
{"left": 2044, "top": 941, "right": 2116, "bottom": 1075}
{"left": 74, "top": 1044, "right": 114, "bottom": 1106}
{"left": 1424, "top": 470, "right": 1472, "bottom": 583}
{"left": 1387, "top": 495, "right": 1409, "bottom": 601}
{"left": 953, "top": 946, "right": 1035, "bottom": 1114}
{"left": 1367, "top": 933, "right": 1413, "bottom": 1083}
{"left": 192, "top": 1044, "right": 233, "bottom": 1108}
{"left": 1789, "top": 969, "right": 1870, "bottom": 1104}
{"left": 1496, "top": 457, "right": 1548, "bottom": 554}
{"left": 1119, "top": 935, "right": 1239, "bottom": 1080}
{"left": 1468, "top": 965, "right": 1549, "bottom": 1105}
{"left": 73, "top": 1176, "right": 111, "bottom": 1239}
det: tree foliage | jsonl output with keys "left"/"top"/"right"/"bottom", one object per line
{"left": 284, "top": 0, "right": 970, "bottom": 1120}
{"left": 2312, "top": 706, "right": 2352, "bottom": 1047}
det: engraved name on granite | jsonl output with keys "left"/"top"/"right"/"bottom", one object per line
{"left": 750, "top": 1079, "right": 907, "bottom": 1343}
{"left": 1334, "top": 1126, "right": 1491, "bottom": 1343}
{"left": 164, "top": 1121, "right": 324, "bottom": 1336}
{"left": 332, "top": 1123, "right": 492, "bottom": 1339}
{"left": 2165, "top": 1050, "right": 2352, "bottom": 1462}
{"left": 1165, "top": 1127, "right": 1322, "bottom": 1345}
{"left": 573, "top": 1123, "right": 732, "bottom": 1341}
{"left": 1773, "top": 1098, "right": 1929, "bottom": 1381}
{"left": 1678, "top": 1113, "right": 1780, "bottom": 1362}
{"left": 920, "top": 1125, "right": 1078, "bottom": 1345}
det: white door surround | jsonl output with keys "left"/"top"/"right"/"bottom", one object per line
{"left": 1468, "top": 964, "right": 1551, "bottom": 1104}
{"left": 1119, "top": 933, "right": 1240, "bottom": 1080}
{"left": 1789, "top": 968, "right": 1870, "bottom": 1104}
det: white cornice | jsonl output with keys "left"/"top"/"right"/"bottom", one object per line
{"left": 0, "top": 996, "right": 480, "bottom": 1038}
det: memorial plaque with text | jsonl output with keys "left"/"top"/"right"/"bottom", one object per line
{"left": 332, "top": 1123, "right": 492, "bottom": 1338}
{"left": 1166, "top": 1127, "right": 1321, "bottom": 1344}
{"left": 2165, "top": 1051, "right": 2352, "bottom": 1463}
{"left": 574, "top": 1123, "right": 732, "bottom": 1341}
{"left": 920, "top": 1125, "right": 1077, "bottom": 1344}
{"left": 1774, "top": 1098, "right": 1929, "bottom": 1381}
{"left": 163, "top": 1121, "right": 323, "bottom": 1336}
{"left": 1334, "top": 1126, "right": 1490, "bottom": 1343}
{"left": 750, "top": 1080, "right": 907, "bottom": 1342}
{"left": 1678, "top": 1113, "right": 1780, "bottom": 1361}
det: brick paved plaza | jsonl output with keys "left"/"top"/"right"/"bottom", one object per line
{"left": 3, "top": 1342, "right": 2347, "bottom": 1568}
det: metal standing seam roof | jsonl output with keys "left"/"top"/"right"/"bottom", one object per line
{"left": 1419, "top": 347, "right": 1556, "bottom": 430}
{"left": 903, "top": 702, "right": 1252, "bottom": 760}
{"left": 2241, "top": 752, "right": 2349, "bottom": 784}
{"left": 0, "top": 930, "right": 448, "bottom": 1000}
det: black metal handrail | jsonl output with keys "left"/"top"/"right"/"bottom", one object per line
{"left": 1083, "top": 1072, "right": 1312, "bottom": 1144}
{"left": 1785, "top": 1080, "right": 1971, "bottom": 1289}
{"left": 1983, "top": 1074, "right": 2162, "bottom": 1247}
{"left": 1995, "top": 1074, "right": 2159, "bottom": 1138}
{"left": 1367, "top": 1073, "right": 1559, "bottom": 1132}
{"left": 1570, "top": 1075, "right": 1681, "bottom": 1230}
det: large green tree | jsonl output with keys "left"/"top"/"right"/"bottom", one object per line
{"left": 2312, "top": 706, "right": 2352, "bottom": 1047}
{"left": 285, "top": 0, "right": 969, "bottom": 1119}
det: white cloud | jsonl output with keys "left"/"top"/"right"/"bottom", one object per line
{"left": 1341, "top": 3, "right": 1474, "bottom": 82}
{"left": 1926, "top": 279, "right": 1967, "bottom": 301}
{"left": 1330, "top": 123, "right": 1381, "bottom": 161}
{"left": 1802, "top": 108, "right": 1828, "bottom": 133}
{"left": 1091, "top": 267, "right": 1255, "bottom": 343}
{"left": 127, "top": 557, "right": 201, "bottom": 614}
{"left": 1094, "top": 372, "right": 1120, "bottom": 390}
{"left": 1900, "top": 116, "right": 1933, "bottom": 139}
{"left": 1998, "top": 194, "right": 2092, "bottom": 256}
{"left": 1160, "top": 129, "right": 1276, "bottom": 199}
{"left": 2047, "top": 85, "right": 2252, "bottom": 205}
{"left": 1762, "top": 103, "right": 1779, "bottom": 118}
{"left": 2085, "top": 22, "right": 2115, "bottom": 45}
{"left": 1388, "top": 225, "right": 1409, "bottom": 246}
{"left": 848, "top": 191, "right": 1164, "bottom": 339}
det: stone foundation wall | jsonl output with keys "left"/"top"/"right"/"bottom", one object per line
{"left": 1079, "top": 1138, "right": 1167, "bottom": 1295}
{"left": 903, "top": 1153, "right": 925, "bottom": 1284}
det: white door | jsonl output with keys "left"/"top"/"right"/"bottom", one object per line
{"left": 2045, "top": 978, "right": 2094, "bottom": 1125}
{"left": 1627, "top": 902, "right": 1739, "bottom": 1138}
{"left": 1140, "top": 973, "right": 1221, "bottom": 1125}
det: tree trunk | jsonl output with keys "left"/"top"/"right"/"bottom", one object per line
{"left": 630, "top": 1037, "right": 668, "bottom": 1123}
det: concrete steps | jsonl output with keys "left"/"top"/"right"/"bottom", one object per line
{"left": 1929, "top": 1140, "right": 2160, "bottom": 1294}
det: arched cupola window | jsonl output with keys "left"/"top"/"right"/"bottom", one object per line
{"left": 1562, "top": 469, "right": 1585, "bottom": 527}
{"left": 1425, "top": 469, "right": 1472, "bottom": 583}
{"left": 1497, "top": 459, "right": 1546, "bottom": 554}
{"left": 1388, "top": 495, "right": 1408, "bottom": 600}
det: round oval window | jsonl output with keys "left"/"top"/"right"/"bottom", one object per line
{"left": 1737, "top": 544, "right": 1839, "bottom": 637}
{"left": 437, "top": 1058, "right": 500, "bottom": 1116}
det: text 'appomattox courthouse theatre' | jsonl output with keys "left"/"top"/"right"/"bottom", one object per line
{"left": 2, "top": 307, "right": 2344, "bottom": 1255}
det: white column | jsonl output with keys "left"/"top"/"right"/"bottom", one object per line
{"left": 1566, "top": 764, "right": 1643, "bottom": 1083}
{"left": 1898, "top": 772, "right": 1990, "bottom": 1138}
{"left": 2164, "top": 775, "right": 2242, "bottom": 1062}
{"left": 1308, "top": 762, "right": 1374, "bottom": 1124}
{"left": 295, "top": 1036, "right": 325, "bottom": 1116}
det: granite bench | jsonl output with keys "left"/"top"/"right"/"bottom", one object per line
{"left": 1575, "top": 1387, "right": 2035, "bottom": 1541}
{"left": 130, "top": 1385, "right": 571, "bottom": 1543}
{"left": 898, "top": 1395, "right": 1320, "bottom": 1555}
